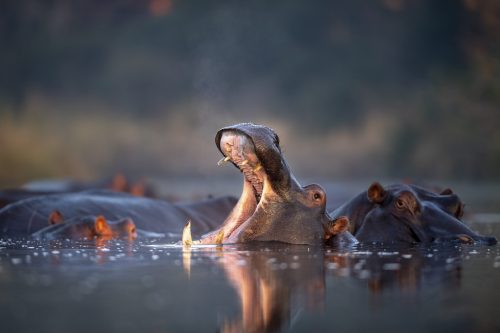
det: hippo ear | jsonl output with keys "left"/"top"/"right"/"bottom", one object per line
{"left": 440, "top": 188, "right": 453, "bottom": 195}
{"left": 110, "top": 173, "right": 128, "bottom": 192}
{"left": 49, "top": 210, "right": 64, "bottom": 225}
{"left": 123, "top": 218, "right": 137, "bottom": 238}
{"left": 94, "top": 216, "right": 111, "bottom": 236}
{"left": 367, "top": 182, "right": 387, "bottom": 204}
{"left": 457, "top": 234, "right": 474, "bottom": 244}
{"left": 324, "top": 216, "right": 350, "bottom": 240}
{"left": 332, "top": 216, "right": 350, "bottom": 234}
{"left": 130, "top": 181, "right": 145, "bottom": 196}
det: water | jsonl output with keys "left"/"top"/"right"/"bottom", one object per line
{"left": 1, "top": 181, "right": 500, "bottom": 332}
{"left": 0, "top": 225, "right": 499, "bottom": 333}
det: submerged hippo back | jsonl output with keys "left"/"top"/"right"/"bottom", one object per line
{"left": 0, "top": 190, "right": 230, "bottom": 237}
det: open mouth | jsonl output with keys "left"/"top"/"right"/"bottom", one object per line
{"left": 218, "top": 130, "right": 266, "bottom": 203}
{"left": 183, "top": 128, "right": 276, "bottom": 245}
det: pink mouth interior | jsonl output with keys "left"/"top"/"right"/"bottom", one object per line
{"left": 203, "top": 131, "right": 271, "bottom": 242}
{"left": 219, "top": 131, "right": 266, "bottom": 202}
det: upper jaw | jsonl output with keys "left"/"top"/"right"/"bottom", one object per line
{"left": 215, "top": 123, "right": 295, "bottom": 196}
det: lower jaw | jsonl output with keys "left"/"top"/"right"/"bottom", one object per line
{"left": 196, "top": 180, "right": 259, "bottom": 244}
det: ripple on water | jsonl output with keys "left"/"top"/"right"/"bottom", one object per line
{"left": 0, "top": 234, "right": 499, "bottom": 332}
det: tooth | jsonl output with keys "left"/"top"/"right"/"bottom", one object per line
{"left": 217, "top": 156, "right": 231, "bottom": 166}
{"left": 182, "top": 221, "right": 193, "bottom": 246}
{"left": 254, "top": 164, "right": 262, "bottom": 172}
{"left": 240, "top": 159, "right": 249, "bottom": 166}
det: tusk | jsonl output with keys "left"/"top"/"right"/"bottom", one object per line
{"left": 182, "top": 220, "right": 193, "bottom": 246}
{"left": 253, "top": 164, "right": 262, "bottom": 172}
{"left": 217, "top": 158, "right": 225, "bottom": 166}
{"left": 217, "top": 156, "right": 231, "bottom": 166}
{"left": 240, "top": 159, "right": 249, "bottom": 166}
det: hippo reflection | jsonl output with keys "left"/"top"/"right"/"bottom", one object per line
{"left": 330, "top": 182, "right": 497, "bottom": 245}
{"left": 187, "top": 123, "right": 348, "bottom": 245}
{"left": 180, "top": 244, "right": 467, "bottom": 332}
{"left": 182, "top": 245, "right": 326, "bottom": 333}
{"left": 324, "top": 245, "right": 463, "bottom": 295}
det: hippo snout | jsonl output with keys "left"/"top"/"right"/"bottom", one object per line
{"left": 478, "top": 236, "right": 498, "bottom": 246}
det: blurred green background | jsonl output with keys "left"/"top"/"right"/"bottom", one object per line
{"left": 1, "top": 0, "right": 499, "bottom": 187}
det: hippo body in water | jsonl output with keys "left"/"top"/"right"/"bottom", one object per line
{"left": 329, "top": 182, "right": 497, "bottom": 245}
{"left": 0, "top": 190, "right": 237, "bottom": 239}
{"left": 32, "top": 211, "right": 139, "bottom": 240}
{"left": 0, "top": 189, "right": 72, "bottom": 210}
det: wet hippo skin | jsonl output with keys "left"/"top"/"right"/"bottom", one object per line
{"left": 329, "top": 182, "right": 497, "bottom": 245}
{"left": 0, "top": 189, "right": 73, "bottom": 210}
{"left": 0, "top": 190, "right": 237, "bottom": 238}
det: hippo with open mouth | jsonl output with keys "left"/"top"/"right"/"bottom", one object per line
{"left": 184, "top": 123, "right": 351, "bottom": 245}
{"left": 330, "top": 182, "right": 497, "bottom": 245}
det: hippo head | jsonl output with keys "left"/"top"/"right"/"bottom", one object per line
{"left": 355, "top": 182, "right": 497, "bottom": 245}
{"left": 33, "top": 211, "right": 138, "bottom": 240}
{"left": 194, "top": 123, "right": 344, "bottom": 245}
{"left": 408, "top": 185, "right": 465, "bottom": 219}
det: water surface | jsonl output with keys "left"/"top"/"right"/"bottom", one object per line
{"left": 1, "top": 182, "right": 500, "bottom": 332}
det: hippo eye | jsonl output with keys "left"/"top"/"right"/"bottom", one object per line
{"left": 313, "top": 192, "right": 322, "bottom": 201}
{"left": 396, "top": 199, "right": 405, "bottom": 209}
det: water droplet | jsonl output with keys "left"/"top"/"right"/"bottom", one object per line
{"left": 11, "top": 258, "right": 22, "bottom": 265}
{"left": 382, "top": 263, "right": 401, "bottom": 270}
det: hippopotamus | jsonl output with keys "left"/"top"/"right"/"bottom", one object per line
{"left": 185, "top": 123, "right": 350, "bottom": 245}
{"left": 0, "top": 190, "right": 237, "bottom": 239}
{"left": 32, "top": 211, "right": 138, "bottom": 240}
{"left": 329, "top": 182, "right": 497, "bottom": 245}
